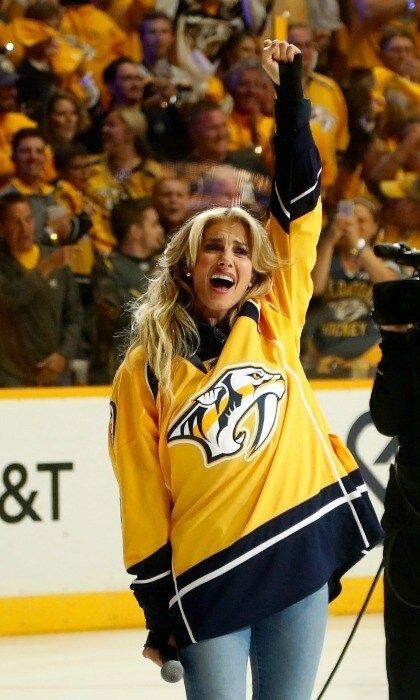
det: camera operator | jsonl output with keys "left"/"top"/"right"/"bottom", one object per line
{"left": 370, "top": 319, "right": 420, "bottom": 699}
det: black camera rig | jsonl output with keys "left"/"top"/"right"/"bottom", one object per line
{"left": 372, "top": 243, "right": 420, "bottom": 325}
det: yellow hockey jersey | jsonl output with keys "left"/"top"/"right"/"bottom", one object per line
{"left": 109, "top": 89, "right": 382, "bottom": 649}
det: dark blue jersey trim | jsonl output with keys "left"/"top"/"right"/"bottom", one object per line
{"left": 129, "top": 542, "right": 174, "bottom": 636}
{"left": 172, "top": 473, "right": 378, "bottom": 592}
{"left": 147, "top": 301, "right": 260, "bottom": 394}
{"left": 169, "top": 478, "right": 383, "bottom": 648}
{"left": 127, "top": 541, "right": 172, "bottom": 578}
{"left": 239, "top": 299, "right": 260, "bottom": 323}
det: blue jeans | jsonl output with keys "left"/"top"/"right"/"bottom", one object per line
{"left": 179, "top": 584, "right": 328, "bottom": 700}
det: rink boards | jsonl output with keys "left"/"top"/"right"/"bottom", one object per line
{"left": 0, "top": 381, "right": 392, "bottom": 635}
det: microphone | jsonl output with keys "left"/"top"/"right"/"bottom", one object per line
{"left": 160, "top": 645, "right": 184, "bottom": 683}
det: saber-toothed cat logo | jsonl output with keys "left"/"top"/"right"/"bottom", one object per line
{"left": 167, "top": 365, "right": 286, "bottom": 465}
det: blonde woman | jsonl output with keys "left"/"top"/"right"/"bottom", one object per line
{"left": 109, "top": 42, "right": 382, "bottom": 699}
{"left": 86, "top": 106, "right": 161, "bottom": 251}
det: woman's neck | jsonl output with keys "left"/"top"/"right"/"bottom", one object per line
{"left": 195, "top": 310, "right": 230, "bottom": 329}
{"left": 340, "top": 252, "right": 361, "bottom": 275}
{"left": 107, "top": 146, "right": 141, "bottom": 174}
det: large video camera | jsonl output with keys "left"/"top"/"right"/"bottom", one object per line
{"left": 372, "top": 243, "right": 420, "bottom": 325}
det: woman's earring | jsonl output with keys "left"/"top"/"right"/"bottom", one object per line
{"left": 186, "top": 272, "right": 191, "bottom": 277}
{"left": 248, "top": 282, "right": 252, "bottom": 288}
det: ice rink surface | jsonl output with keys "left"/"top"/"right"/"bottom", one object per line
{"left": 1, "top": 614, "right": 387, "bottom": 699}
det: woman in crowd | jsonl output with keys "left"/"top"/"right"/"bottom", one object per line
{"left": 86, "top": 106, "right": 161, "bottom": 251}
{"left": 304, "top": 197, "right": 399, "bottom": 377}
{"left": 109, "top": 42, "right": 382, "bottom": 699}
{"left": 44, "top": 90, "right": 91, "bottom": 154}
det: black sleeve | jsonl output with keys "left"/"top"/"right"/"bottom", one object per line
{"left": 369, "top": 331, "right": 412, "bottom": 437}
{"left": 128, "top": 542, "right": 174, "bottom": 646}
{"left": 270, "top": 54, "right": 321, "bottom": 233}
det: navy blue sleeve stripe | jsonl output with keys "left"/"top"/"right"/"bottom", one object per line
{"left": 273, "top": 166, "right": 321, "bottom": 221}
{"left": 131, "top": 569, "right": 171, "bottom": 585}
{"left": 290, "top": 166, "right": 322, "bottom": 204}
{"left": 273, "top": 181, "right": 291, "bottom": 220}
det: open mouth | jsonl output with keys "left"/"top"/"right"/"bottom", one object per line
{"left": 210, "top": 274, "right": 235, "bottom": 291}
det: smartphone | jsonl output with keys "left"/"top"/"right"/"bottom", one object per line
{"left": 337, "top": 200, "right": 354, "bottom": 217}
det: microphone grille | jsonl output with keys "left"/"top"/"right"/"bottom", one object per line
{"left": 161, "top": 660, "right": 184, "bottom": 683}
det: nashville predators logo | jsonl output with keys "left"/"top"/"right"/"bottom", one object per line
{"left": 167, "top": 365, "right": 286, "bottom": 466}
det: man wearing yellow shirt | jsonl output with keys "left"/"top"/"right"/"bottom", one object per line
{"left": 223, "top": 55, "right": 337, "bottom": 189}
{"left": 1, "top": 128, "right": 91, "bottom": 247}
{"left": 287, "top": 24, "right": 349, "bottom": 161}
{"left": 374, "top": 26, "right": 420, "bottom": 102}
{"left": 224, "top": 58, "right": 275, "bottom": 168}
{"left": 0, "top": 53, "right": 56, "bottom": 185}
{"left": 54, "top": 144, "right": 103, "bottom": 273}
{"left": 381, "top": 173, "right": 420, "bottom": 249}
{"left": 348, "top": 0, "right": 418, "bottom": 70}
{"left": 0, "top": 193, "right": 82, "bottom": 387}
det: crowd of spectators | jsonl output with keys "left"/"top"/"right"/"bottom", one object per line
{"left": 0, "top": 0, "right": 418, "bottom": 386}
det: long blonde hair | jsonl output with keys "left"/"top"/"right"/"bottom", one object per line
{"left": 130, "top": 207, "right": 280, "bottom": 393}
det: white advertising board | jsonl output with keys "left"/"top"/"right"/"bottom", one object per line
{"left": 0, "top": 394, "right": 127, "bottom": 596}
{"left": 0, "top": 386, "right": 395, "bottom": 598}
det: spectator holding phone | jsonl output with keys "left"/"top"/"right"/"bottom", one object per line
{"left": 138, "top": 11, "right": 195, "bottom": 106}
{"left": 303, "top": 197, "right": 399, "bottom": 377}
{"left": 1, "top": 128, "right": 91, "bottom": 247}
